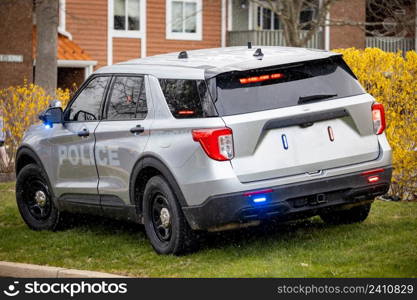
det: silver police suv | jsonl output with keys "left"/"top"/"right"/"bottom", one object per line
{"left": 16, "top": 46, "right": 392, "bottom": 254}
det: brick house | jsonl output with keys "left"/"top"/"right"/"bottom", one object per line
{"left": 0, "top": 0, "right": 222, "bottom": 89}
{"left": 0, "top": 0, "right": 415, "bottom": 90}
{"left": 66, "top": 0, "right": 222, "bottom": 67}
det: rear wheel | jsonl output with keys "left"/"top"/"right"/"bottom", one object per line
{"left": 16, "top": 164, "right": 62, "bottom": 230}
{"left": 320, "top": 203, "right": 371, "bottom": 225}
{"left": 143, "top": 176, "right": 198, "bottom": 255}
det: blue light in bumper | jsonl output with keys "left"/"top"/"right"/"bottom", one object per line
{"left": 253, "top": 196, "right": 267, "bottom": 203}
{"left": 244, "top": 189, "right": 273, "bottom": 205}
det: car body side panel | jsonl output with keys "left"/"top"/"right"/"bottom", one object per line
{"left": 20, "top": 122, "right": 101, "bottom": 201}
{"left": 20, "top": 125, "right": 54, "bottom": 180}
{"left": 49, "top": 122, "right": 101, "bottom": 201}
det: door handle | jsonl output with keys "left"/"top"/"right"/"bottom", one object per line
{"left": 77, "top": 128, "right": 90, "bottom": 137}
{"left": 130, "top": 125, "right": 145, "bottom": 134}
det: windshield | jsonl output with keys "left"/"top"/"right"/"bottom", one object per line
{"left": 209, "top": 56, "right": 365, "bottom": 116}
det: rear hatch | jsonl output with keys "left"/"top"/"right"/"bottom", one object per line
{"left": 209, "top": 56, "right": 380, "bottom": 183}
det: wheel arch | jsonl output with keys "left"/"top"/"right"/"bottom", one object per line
{"left": 16, "top": 146, "right": 44, "bottom": 175}
{"left": 129, "top": 155, "right": 188, "bottom": 217}
{"left": 15, "top": 146, "right": 58, "bottom": 206}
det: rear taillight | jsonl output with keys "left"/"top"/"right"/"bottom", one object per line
{"left": 372, "top": 103, "right": 386, "bottom": 135}
{"left": 192, "top": 128, "right": 234, "bottom": 161}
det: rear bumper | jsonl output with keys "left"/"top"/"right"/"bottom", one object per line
{"left": 182, "top": 167, "right": 392, "bottom": 230}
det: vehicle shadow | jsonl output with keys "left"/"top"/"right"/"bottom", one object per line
{"left": 59, "top": 213, "right": 144, "bottom": 235}
{"left": 60, "top": 212, "right": 338, "bottom": 252}
{"left": 201, "top": 218, "right": 331, "bottom": 250}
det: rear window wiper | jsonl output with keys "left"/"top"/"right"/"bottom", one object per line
{"left": 298, "top": 94, "right": 338, "bottom": 104}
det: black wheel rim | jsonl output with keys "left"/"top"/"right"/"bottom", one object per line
{"left": 150, "top": 193, "right": 172, "bottom": 242}
{"left": 22, "top": 175, "right": 52, "bottom": 221}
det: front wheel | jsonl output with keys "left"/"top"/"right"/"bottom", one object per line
{"left": 320, "top": 203, "right": 372, "bottom": 225}
{"left": 16, "top": 164, "right": 62, "bottom": 230}
{"left": 143, "top": 176, "right": 198, "bottom": 255}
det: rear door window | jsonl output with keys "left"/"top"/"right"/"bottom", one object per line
{"left": 159, "top": 79, "right": 218, "bottom": 118}
{"left": 211, "top": 56, "right": 365, "bottom": 116}
{"left": 105, "top": 76, "right": 147, "bottom": 120}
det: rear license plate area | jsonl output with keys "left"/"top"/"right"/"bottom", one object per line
{"left": 290, "top": 189, "right": 348, "bottom": 209}
{"left": 292, "top": 194, "right": 327, "bottom": 208}
{"left": 309, "top": 193, "right": 327, "bottom": 205}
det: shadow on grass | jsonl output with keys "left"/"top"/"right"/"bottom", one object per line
{"left": 201, "top": 218, "right": 334, "bottom": 250}
{"left": 59, "top": 213, "right": 144, "bottom": 235}
{"left": 58, "top": 212, "right": 337, "bottom": 252}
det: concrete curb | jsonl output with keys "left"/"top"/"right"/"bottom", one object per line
{"left": 0, "top": 261, "right": 128, "bottom": 278}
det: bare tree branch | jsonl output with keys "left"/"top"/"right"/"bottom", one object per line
{"left": 249, "top": 0, "right": 416, "bottom": 47}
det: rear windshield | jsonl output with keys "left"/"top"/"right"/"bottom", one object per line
{"left": 210, "top": 56, "right": 365, "bottom": 116}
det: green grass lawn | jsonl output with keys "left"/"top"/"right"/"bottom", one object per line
{"left": 1, "top": 181, "right": 416, "bottom": 277}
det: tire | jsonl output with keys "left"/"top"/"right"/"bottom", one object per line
{"left": 16, "top": 164, "right": 61, "bottom": 231}
{"left": 143, "top": 175, "right": 198, "bottom": 255}
{"left": 320, "top": 203, "right": 371, "bottom": 225}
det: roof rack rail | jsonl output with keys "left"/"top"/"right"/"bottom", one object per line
{"left": 178, "top": 51, "right": 188, "bottom": 59}
{"left": 253, "top": 48, "right": 263, "bottom": 59}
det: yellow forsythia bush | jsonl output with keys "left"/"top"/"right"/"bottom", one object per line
{"left": 0, "top": 82, "right": 70, "bottom": 172}
{"left": 334, "top": 48, "right": 417, "bottom": 200}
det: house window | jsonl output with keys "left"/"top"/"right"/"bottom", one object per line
{"left": 256, "top": 5, "right": 315, "bottom": 31}
{"left": 300, "top": 8, "right": 315, "bottom": 30}
{"left": 113, "top": 0, "right": 141, "bottom": 33}
{"left": 166, "top": 0, "right": 202, "bottom": 40}
{"left": 256, "top": 6, "right": 280, "bottom": 30}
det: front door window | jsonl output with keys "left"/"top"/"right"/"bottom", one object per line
{"left": 66, "top": 76, "right": 110, "bottom": 122}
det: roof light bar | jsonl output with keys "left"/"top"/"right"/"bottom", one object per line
{"left": 177, "top": 110, "right": 195, "bottom": 115}
{"left": 239, "top": 73, "right": 284, "bottom": 84}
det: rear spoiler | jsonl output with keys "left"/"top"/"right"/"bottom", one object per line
{"left": 204, "top": 53, "right": 343, "bottom": 80}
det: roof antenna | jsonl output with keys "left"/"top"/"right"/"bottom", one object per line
{"left": 178, "top": 51, "right": 188, "bottom": 59}
{"left": 248, "top": 41, "right": 252, "bottom": 49}
{"left": 253, "top": 48, "right": 264, "bottom": 59}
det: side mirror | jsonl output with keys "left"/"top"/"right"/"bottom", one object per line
{"left": 39, "top": 107, "right": 63, "bottom": 128}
